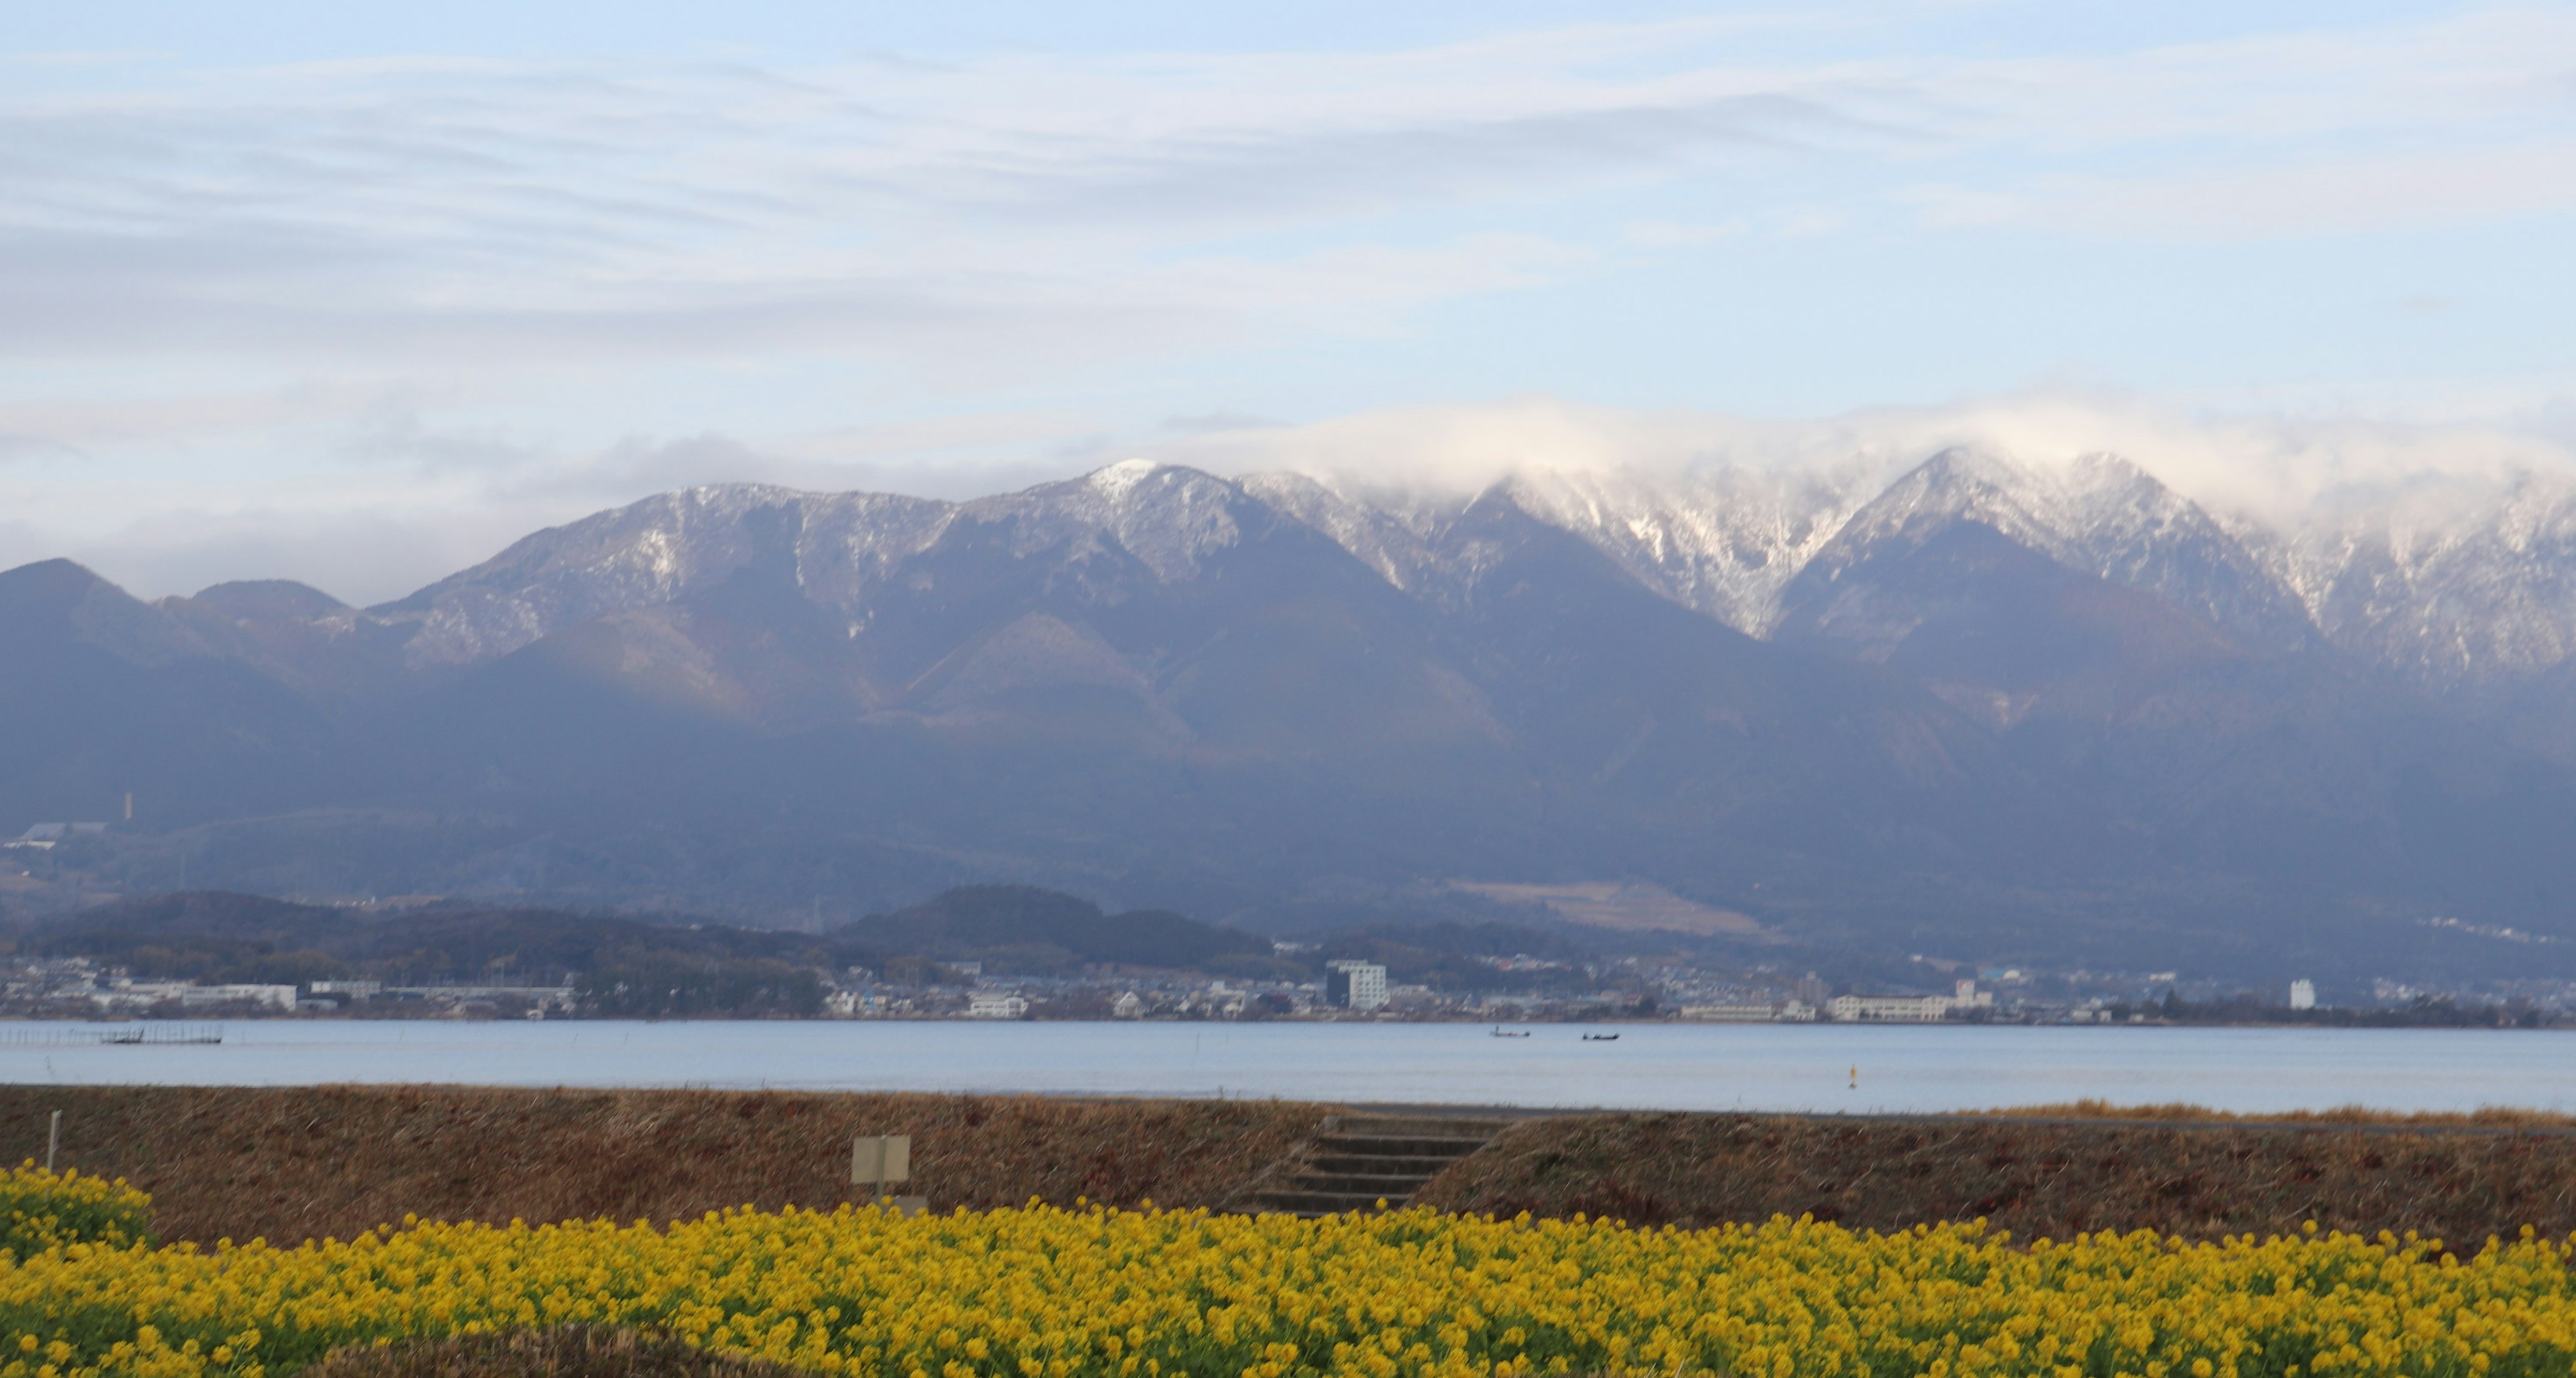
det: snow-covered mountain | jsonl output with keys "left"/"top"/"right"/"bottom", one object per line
{"left": 12, "top": 445, "right": 2576, "bottom": 975}
{"left": 2260, "top": 470, "right": 2576, "bottom": 688}
{"left": 1251, "top": 449, "right": 2576, "bottom": 692}
{"left": 232, "top": 449, "right": 2576, "bottom": 699}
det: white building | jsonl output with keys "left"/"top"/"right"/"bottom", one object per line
{"left": 90, "top": 981, "right": 192, "bottom": 1010}
{"left": 1676, "top": 1000, "right": 1821, "bottom": 1022}
{"left": 183, "top": 984, "right": 298, "bottom": 1010}
{"left": 89, "top": 980, "right": 297, "bottom": 1011}
{"left": 1828, "top": 995, "right": 1954, "bottom": 1022}
{"left": 1324, "top": 960, "right": 1389, "bottom": 1012}
{"left": 967, "top": 991, "right": 1029, "bottom": 1019}
{"left": 1678, "top": 1003, "right": 1785, "bottom": 1022}
{"left": 1825, "top": 979, "right": 1994, "bottom": 1023}
{"left": 1112, "top": 991, "right": 1144, "bottom": 1019}
{"left": 5, "top": 823, "right": 107, "bottom": 851}
{"left": 2288, "top": 979, "right": 2317, "bottom": 1011}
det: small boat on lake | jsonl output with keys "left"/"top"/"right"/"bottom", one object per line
{"left": 1581, "top": 1032, "right": 1619, "bottom": 1041}
{"left": 1490, "top": 1026, "right": 1532, "bottom": 1038}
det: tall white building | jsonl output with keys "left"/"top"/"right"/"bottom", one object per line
{"left": 2288, "top": 979, "right": 2317, "bottom": 1010}
{"left": 1325, "top": 960, "right": 1389, "bottom": 1012}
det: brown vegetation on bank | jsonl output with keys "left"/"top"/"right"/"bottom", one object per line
{"left": 0, "top": 1085, "right": 1321, "bottom": 1245}
{"left": 16, "top": 1084, "right": 2576, "bottom": 1249}
{"left": 1413, "top": 1110, "right": 2576, "bottom": 1243}
{"left": 1975, "top": 1099, "right": 2576, "bottom": 1130}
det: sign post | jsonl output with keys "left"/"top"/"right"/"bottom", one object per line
{"left": 851, "top": 1134, "right": 922, "bottom": 1215}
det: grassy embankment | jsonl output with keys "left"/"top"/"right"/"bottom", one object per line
{"left": 9, "top": 1086, "right": 2576, "bottom": 1246}
{"left": 0, "top": 1086, "right": 1320, "bottom": 1244}
{"left": 1421, "top": 1102, "right": 2576, "bottom": 1243}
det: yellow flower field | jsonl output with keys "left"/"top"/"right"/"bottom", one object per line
{"left": 3, "top": 1166, "right": 2573, "bottom": 1378}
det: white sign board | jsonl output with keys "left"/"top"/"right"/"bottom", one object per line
{"left": 852, "top": 1134, "right": 912, "bottom": 1186}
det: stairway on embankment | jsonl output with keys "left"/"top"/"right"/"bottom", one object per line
{"left": 1229, "top": 1113, "right": 1514, "bottom": 1217}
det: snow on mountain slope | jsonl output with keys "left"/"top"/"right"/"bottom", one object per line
{"left": 353, "top": 464, "right": 1281, "bottom": 675}
{"left": 1252, "top": 449, "right": 2318, "bottom": 653}
{"left": 234, "top": 453, "right": 2576, "bottom": 699}
{"left": 1244, "top": 460, "right": 1894, "bottom": 633}
{"left": 1493, "top": 462, "right": 1888, "bottom": 635}
{"left": 961, "top": 460, "right": 1250, "bottom": 584}
{"left": 2267, "top": 470, "right": 2576, "bottom": 688}
{"left": 2025, "top": 453, "right": 2321, "bottom": 653}
{"left": 373, "top": 485, "right": 955, "bottom": 668}
{"left": 1785, "top": 448, "right": 2320, "bottom": 654}
{"left": 1236, "top": 472, "right": 1468, "bottom": 603}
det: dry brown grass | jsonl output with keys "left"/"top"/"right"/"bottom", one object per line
{"left": 305, "top": 1328, "right": 806, "bottom": 1378}
{"left": 23, "top": 1083, "right": 2576, "bottom": 1250}
{"left": 0, "top": 1085, "right": 1322, "bottom": 1245}
{"left": 1415, "top": 1110, "right": 2576, "bottom": 1244}
{"left": 1973, "top": 1100, "right": 2576, "bottom": 1130}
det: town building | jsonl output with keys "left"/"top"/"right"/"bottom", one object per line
{"left": 1827, "top": 994, "right": 1953, "bottom": 1022}
{"left": 5, "top": 823, "right": 108, "bottom": 850}
{"left": 1677, "top": 1003, "right": 1787, "bottom": 1022}
{"left": 186, "top": 984, "right": 299, "bottom": 1010}
{"left": 967, "top": 991, "right": 1029, "bottom": 1018}
{"left": 1324, "top": 960, "right": 1389, "bottom": 1012}
{"left": 2289, "top": 979, "right": 2317, "bottom": 1010}
{"left": 1827, "top": 981, "right": 1994, "bottom": 1023}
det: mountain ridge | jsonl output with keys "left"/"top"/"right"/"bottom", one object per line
{"left": 11, "top": 449, "right": 2576, "bottom": 979}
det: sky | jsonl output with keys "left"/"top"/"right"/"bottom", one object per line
{"left": 4, "top": 1, "right": 2574, "bottom": 602}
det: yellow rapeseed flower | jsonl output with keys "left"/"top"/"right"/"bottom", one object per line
{"left": 0, "top": 1166, "right": 2572, "bottom": 1377}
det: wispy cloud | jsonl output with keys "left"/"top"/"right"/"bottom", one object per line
{"left": 9, "top": 386, "right": 2576, "bottom": 604}
{"left": 2, "top": 5, "right": 2573, "bottom": 600}
{"left": 1152, "top": 390, "right": 2576, "bottom": 526}
{"left": 5, "top": 7, "right": 2563, "bottom": 374}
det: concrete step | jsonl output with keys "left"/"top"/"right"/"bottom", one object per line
{"left": 1243, "top": 1189, "right": 1409, "bottom": 1216}
{"left": 1277, "top": 1170, "right": 1440, "bottom": 1195}
{"left": 1313, "top": 1133, "right": 1491, "bottom": 1157}
{"left": 1304, "top": 1152, "right": 1470, "bottom": 1175}
{"left": 1327, "top": 1116, "right": 1511, "bottom": 1138}
{"left": 1221, "top": 1113, "right": 1517, "bottom": 1217}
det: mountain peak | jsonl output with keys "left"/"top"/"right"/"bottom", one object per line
{"left": 189, "top": 580, "right": 350, "bottom": 623}
{"left": 0, "top": 559, "right": 224, "bottom": 666}
{"left": 1803, "top": 447, "right": 2320, "bottom": 653}
{"left": 981, "top": 462, "right": 1252, "bottom": 582}
{"left": 1832, "top": 446, "right": 2049, "bottom": 558}
{"left": 0, "top": 557, "right": 119, "bottom": 609}
{"left": 1085, "top": 458, "right": 1163, "bottom": 498}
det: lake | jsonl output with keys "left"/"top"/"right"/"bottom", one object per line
{"left": 4, "top": 1020, "right": 2573, "bottom": 1115}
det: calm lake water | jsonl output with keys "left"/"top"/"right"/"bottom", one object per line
{"left": 4, "top": 1020, "right": 2574, "bottom": 1115}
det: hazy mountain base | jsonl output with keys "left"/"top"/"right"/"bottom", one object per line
{"left": 13, "top": 822, "right": 2535, "bottom": 988}
{"left": 13, "top": 886, "right": 1626, "bottom": 1012}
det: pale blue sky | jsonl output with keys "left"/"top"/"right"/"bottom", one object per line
{"left": 3, "top": 1, "right": 2572, "bottom": 600}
